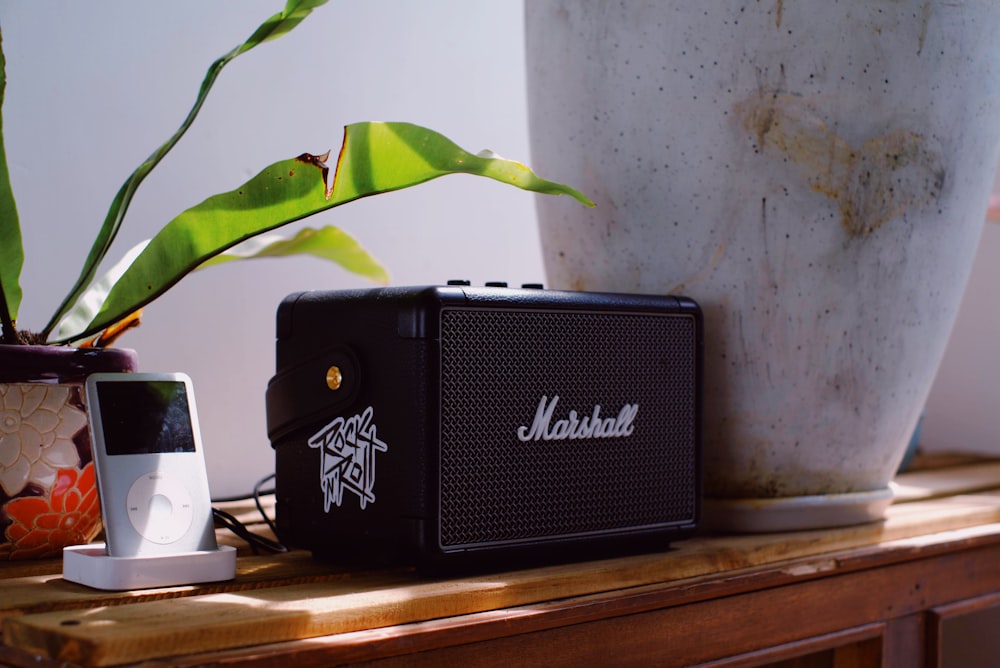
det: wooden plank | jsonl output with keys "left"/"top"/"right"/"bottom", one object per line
{"left": 7, "top": 489, "right": 996, "bottom": 619}
{"left": 882, "top": 614, "right": 925, "bottom": 668}
{"left": 927, "top": 591, "right": 1000, "bottom": 668}
{"left": 0, "top": 557, "right": 64, "bottom": 581}
{"left": 697, "top": 624, "right": 885, "bottom": 668}
{"left": 275, "top": 540, "right": 1000, "bottom": 668}
{"left": 0, "top": 550, "right": 405, "bottom": 621}
{"left": 906, "top": 453, "right": 1000, "bottom": 471}
{"left": 892, "top": 463, "right": 1000, "bottom": 503}
{"left": 118, "top": 528, "right": 1000, "bottom": 668}
{"left": 6, "top": 493, "right": 1000, "bottom": 667}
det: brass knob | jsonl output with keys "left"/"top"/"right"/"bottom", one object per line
{"left": 326, "top": 366, "right": 343, "bottom": 391}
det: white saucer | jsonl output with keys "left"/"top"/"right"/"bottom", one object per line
{"left": 702, "top": 486, "right": 895, "bottom": 533}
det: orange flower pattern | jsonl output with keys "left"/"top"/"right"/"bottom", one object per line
{"left": 3, "top": 464, "right": 102, "bottom": 560}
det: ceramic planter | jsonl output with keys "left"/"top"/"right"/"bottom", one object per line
{"left": 0, "top": 345, "right": 137, "bottom": 559}
{"left": 526, "top": 1, "right": 1000, "bottom": 529}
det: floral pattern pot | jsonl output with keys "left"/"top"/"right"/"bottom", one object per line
{"left": 0, "top": 345, "right": 137, "bottom": 559}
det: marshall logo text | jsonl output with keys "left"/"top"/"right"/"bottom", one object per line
{"left": 516, "top": 395, "right": 638, "bottom": 442}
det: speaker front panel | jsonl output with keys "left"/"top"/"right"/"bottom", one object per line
{"left": 438, "top": 307, "right": 699, "bottom": 551}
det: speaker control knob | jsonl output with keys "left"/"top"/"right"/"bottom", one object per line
{"left": 447, "top": 279, "right": 471, "bottom": 286}
{"left": 521, "top": 283, "right": 544, "bottom": 289}
{"left": 485, "top": 281, "right": 508, "bottom": 287}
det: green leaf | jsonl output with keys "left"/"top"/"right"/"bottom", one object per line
{"left": 238, "top": 0, "right": 328, "bottom": 55}
{"left": 197, "top": 225, "right": 389, "bottom": 284}
{"left": 329, "top": 122, "right": 595, "bottom": 204}
{"left": 51, "top": 241, "right": 150, "bottom": 343}
{"left": 0, "top": 27, "right": 24, "bottom": 342}
{"left": 57, "top": 122, "right": 592, "bottom": 343}
{"left": 52, "top": 223, "right": 385, "bottom": 341}
{"left": 41, "top": 0, "right": 328, "bottom": 339}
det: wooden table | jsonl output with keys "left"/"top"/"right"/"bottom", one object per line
{"left": 3, "top": 461, "right": 1000, "bottom": 667}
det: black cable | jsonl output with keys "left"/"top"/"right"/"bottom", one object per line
{"left": 253, "top": 473, "right": 283, "bottom": 543}
{"left": 211, "top": 473, "right": 287, "bottom": 554}
{"left": 210, "top": 486, "right": 275, "bottom": 504}
{"left": 212, "top": 507, "right": 287, "bottom": 555}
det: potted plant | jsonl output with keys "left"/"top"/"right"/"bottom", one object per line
{"left": 0, "top": 0, "right": 591, "bottom": 559}
{"left": 525, "top": 1, "right": 1000, "bottom": 530}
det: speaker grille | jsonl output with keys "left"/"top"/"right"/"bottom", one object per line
{"left": 439, "top": 308, "right": 697, "bottom": 549}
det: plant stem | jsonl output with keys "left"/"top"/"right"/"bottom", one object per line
{"left": 0, "top": 274, "right": 18, "bottom": 344}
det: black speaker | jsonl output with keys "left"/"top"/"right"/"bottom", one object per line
{"left": 266, "top": 284, "right": 702, "bottom": 568}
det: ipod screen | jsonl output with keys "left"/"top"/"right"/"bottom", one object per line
{"left": 95, "top": 380, "right": 197, "bottom": 456}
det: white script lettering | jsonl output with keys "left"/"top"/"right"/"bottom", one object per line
{"left": 516, "top": 395, "right": 638, "bottom": 442}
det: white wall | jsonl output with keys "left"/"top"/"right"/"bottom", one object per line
{"left": 921, "top": 210, "right": 1000, "bottom": 456}
{"left": 2, "top": 2, "right": 995, "bottom": 498}
{"left": 0, "top": 2, "right": 542, "bottom": 497}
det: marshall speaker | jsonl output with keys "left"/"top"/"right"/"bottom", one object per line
{"left": 266, "top": 284, "right": 702, "bottom": 567}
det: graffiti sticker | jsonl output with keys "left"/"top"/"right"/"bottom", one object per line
{"left": 308, "top": 406, "right": 388, "bottom": 512}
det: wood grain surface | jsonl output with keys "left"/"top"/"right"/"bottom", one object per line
{"left": 3, "top": 465, "right": 1000, "bottom": 667}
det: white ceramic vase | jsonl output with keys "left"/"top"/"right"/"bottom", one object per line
{"left": 526, "top": 0, "right": 1000, "bottom": 530}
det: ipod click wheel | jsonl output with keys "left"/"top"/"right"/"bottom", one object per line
{"left": 127, "top": 471, "right": 196, "bottom": 544}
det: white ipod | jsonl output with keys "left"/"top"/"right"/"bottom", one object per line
{"left": 85, "top": 372, "right": 218, "bottom": 557}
